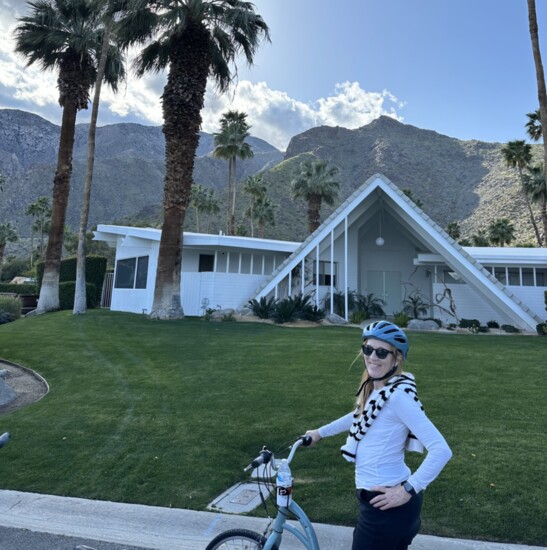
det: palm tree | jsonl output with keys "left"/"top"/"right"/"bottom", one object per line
{"left": 488, "top": 218, "right": 515, "bottom": 247}
{"left": 523, "top": 164, "right": 547, "bottom": 244}
{"left": 527, "top": 0, "right": 547, "bottom": 247}
{"left": 25, "top": 196, "right": 51, "bottom": 265}
{"left": 252, "top": 194, "right": 276, "bottom": 238}
{"left": 191, "top": 184, "right": 218, "bottom": 232}
{"left": 501, "top": 140, "right": 542, "bottom": 246}
{"left": 471, "top": 229, "right": 490, "bottom": 247}
{"left": 213, "top": 110, "right": 254, "bottom": 235}
{"left": 243, "top": 174, "right": 266, "bottom": 237}
{"left": 446, "top": 221, "right": 461, "bottom": 241}
{"left": 14, "top": 0, "right": 124, "bottom": 313}
{"left": 291, "top": 158, "right": 340, "bottom": 234}
{"left": 74, "top": 2, "right": 125, "bottom": 314}
{"left": 116, "top": 0, "right": 269, "bottom": 319}
{"left": 0, "top": 223, "right": 18, "bottom": 280}
{"left": 526, "top": 108, "right": 542, "bottom": 141}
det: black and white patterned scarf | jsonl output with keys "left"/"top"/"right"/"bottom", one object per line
{"left": 340, "top": 373, "right": 424, "bottom": 462}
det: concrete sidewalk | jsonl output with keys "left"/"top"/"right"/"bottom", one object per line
{"left": 0, "top": 490, "right": 544, "bottom": 550}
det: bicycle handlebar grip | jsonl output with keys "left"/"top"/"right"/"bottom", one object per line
{"left": 244, "top": 449, "right": 273, "bottom": 472}
{"left": 300, "top": 435, "right": 313, "bottom": 447}
{"left": 0, "top": 432, "right": 10, "bottom": 448}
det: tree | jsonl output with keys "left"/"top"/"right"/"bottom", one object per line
{"left": 291, "top": 158, "right": 340, "bottom": 234}
{"left": 527, "top": 0, "right": 547, "bottom": 246}
{"left": 251, "top": 194, "right": 277, "bottom": 238}
{"left": 243, "top": 174, "right": 267, "bottom": 237}
{"left": 402, "top": 188, "right": 424, "bottom": 208}
{"left": 0, "top": 223, "right": 18, "bottom": 280}
{"left": 14, "top": 0, "right": 124, "bottom": 313}
{"left": 471, "top": 229, "right": 490, "bottom": 247}
{"left": 446, "top": 221, "right": 461, "bottom": 240}
{"left": 523, "top": 164, "right": 547, "bottom": 243}
{"left": 191, "top": 184, "right": 219, "bottom": 232}
{"left": 403, "top": 291, "right": 428, "bottom": 319}
{"left": 526, "top": 108, "right": 542, "bottom": 141}
{"left": 501, "top": 140, "right": 542, "bottom": 246}
{"left": 25, "top": 196, "right": 51, "bottom": 264}
{"left": 488, "top": 218, "right": 515, "bottom": 247}
{"left": 74, "top": 2, "right": 125, "bottom": 315}
{"left": 117, "top": 0, "right": 269, "bottom": 319}
{"left": 213, "top": 110, "right": 254, "bottom": 235}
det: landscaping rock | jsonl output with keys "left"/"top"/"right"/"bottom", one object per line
{"left": 211, "top": 308, "right": 236, "bottom": 320}
{"left": 324, "top": 313, "right": 348, "bottom": 325}
{"left": 408, "top": 319, "right": 440, "bottom": 331}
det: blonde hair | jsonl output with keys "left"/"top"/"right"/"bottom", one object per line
{"left": 355, "top": 339, "right": 404, "bottom": 413}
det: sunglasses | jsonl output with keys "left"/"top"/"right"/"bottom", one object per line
{"left": 362, "top": 344, "right": 394, "bottom": 360}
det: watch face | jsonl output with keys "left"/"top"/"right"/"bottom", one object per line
{"left": 404, "top": 481, "right": 415, "bottom": 494}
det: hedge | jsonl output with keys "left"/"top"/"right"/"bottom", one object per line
{"left": 36, "top": 256, "right": 107, "bottom": 308}
{"left": 0, "top": 284, "right": 37, "bottom": 294}
{"left": 59, "top": 282, "right": 97, "bottom": 310}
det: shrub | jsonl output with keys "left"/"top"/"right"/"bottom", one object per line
{"left": 323, "top": 290, "right": 358, "bottom": 317}
{"left": 247, "top": 297, "right": 277, "bottom": 319}
{"left": 0, "top": 296, "right": 21, "bottom": 319}
{"left": 477, "top": 326, "right": 490, "bottom": 333}
{"left": 393, "top": 311, "right": 410, "bottom": 327}
{"left": 403, "top": 291, "right": 428, "bottom": 319}
{"left": 501, "top": 324, "right": 520, "bottom": 334}
{"left": 0, "top": 284, "right": 36, "bottom": 294}
{"left": 459, "top": 318, "right": 480, "bottom": 329}
{"left": 354, "top": 293, "right": 386, "bottom": 319}
{"left": 349, "top": 310, "right": 369, "bottom": 324}
{"left": 303, "top": 305, "right": 326, "bottom": 322}
{"left": 487, "top": 320, "right": 500, "bottom": 329}
{"left": 59, "top": 282, "right": 96, "bottom": 310}
{"left": 536, "top": 322, "right": 547, "bottom": 336}
{"left": 0, "top": 311, "right": 16, "bottom": 325}
{"left": 272, "top": 297, "right": 299, "bottom": 324}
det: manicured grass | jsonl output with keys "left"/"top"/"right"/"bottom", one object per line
{"left": 0, "top": 311, "right": 545, "bottom": 545}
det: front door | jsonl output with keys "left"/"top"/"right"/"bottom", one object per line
{"left": 367, "top": 271, "right": 401, "bottom": 315}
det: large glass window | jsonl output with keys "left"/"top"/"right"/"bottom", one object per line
{"left": 536, "top": 268, "right": 546, "bottom": 286}
{"left": 114, "top": 256, "right": 149, "bottom": 289}
{"left": 507, "top": 268, "right": 520, "bottom": 286}
{"left": 522, "top": 268, "right": 534, "bottom": 286}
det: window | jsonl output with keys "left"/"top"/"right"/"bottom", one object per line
{"left": 494, "top": 267, "right": 507, "bottom": 285}
{"left": 314, "top": 261, "right": 338, "bottom": 286}
{"left": 537, "top": 268, "right": 546, "bottom": 287}
{"left": 114, "top": 256, "right": 149, "bottom": 289}
{"left": 199, "top": 254, "right": 214, "bottom": 272}
{"left": 522, "top": 268, "right": 534, "bottom": 286}
{"left": 507, "top": 268, "right": 520, "bottom": 286}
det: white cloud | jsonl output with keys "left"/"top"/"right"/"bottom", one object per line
{"left": 202, "top": 80, "right": 404, "bottom": 150}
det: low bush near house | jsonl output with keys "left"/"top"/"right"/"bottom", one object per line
{"left": 487, "top": 320, "right": 500, "bottom": 329}
{"left": 247, "top": 297, "right": 277, "bottom": 319}
{"left": 501, "top": 324, "right": 520, "bottom": 334}
{"left": 0, "top": 296, "right": 21, "bottom": 319}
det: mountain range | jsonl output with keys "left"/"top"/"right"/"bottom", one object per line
{"left": 0, "top": 108, "right": 542, "bottom": 245}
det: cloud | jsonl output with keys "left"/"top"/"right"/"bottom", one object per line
{"left": 202, "top": 80, "right": 404, "bottom": 150}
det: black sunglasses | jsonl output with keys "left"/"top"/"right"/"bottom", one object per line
{"left": 362, "top": 344, "right": 394, "bottom": 360}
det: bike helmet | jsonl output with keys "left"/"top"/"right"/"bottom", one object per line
{"left": 362, "top": 321, "right": 409, "bottom": 359}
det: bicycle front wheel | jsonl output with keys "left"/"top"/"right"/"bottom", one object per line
{"left": 205, "top": 528, "right": 278, "bottom": 550}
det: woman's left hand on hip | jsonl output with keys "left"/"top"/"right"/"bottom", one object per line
{"left": 369, "top": 485, "right": 411, "bottom": 510}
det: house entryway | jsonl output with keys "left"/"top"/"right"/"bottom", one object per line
{"left": 366, "top": 270, "right": 402, "bottom": 315}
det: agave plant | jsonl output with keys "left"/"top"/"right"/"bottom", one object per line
{"left": 247, "top": 296, "right": 277, "bottom": 319}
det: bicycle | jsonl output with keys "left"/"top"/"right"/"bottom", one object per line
{"left": 206, "top": 435, "right": 320, "bottom": 550}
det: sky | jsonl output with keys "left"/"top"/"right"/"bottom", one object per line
{"left": 0, "top": 0, "right": 546, "bottom": 151}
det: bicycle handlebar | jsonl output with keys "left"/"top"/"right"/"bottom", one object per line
{"left": 243, "top": 435, "right": 312, "bottom": 472}
{"left": 0, "top": 432, "right": 10, "bottom": 449}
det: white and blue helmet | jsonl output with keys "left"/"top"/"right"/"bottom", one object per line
{"left": 362, "top": 321, "right": 409, "bottom": 359}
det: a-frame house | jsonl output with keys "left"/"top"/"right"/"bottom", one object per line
{"left": 251, "top": 173, "right": 542, "bottom": 331}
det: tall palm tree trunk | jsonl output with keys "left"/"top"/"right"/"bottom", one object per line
{"left": 226, "top": 158, "right": 233, "bottom": 234}
{"left": 230, "top": 157, "right": 237, "bottom": 235}
{"left": 528, "top": 0, "right": 547, "bottom": 247}
{"left": 37, "top": 101, "right": 78, "bottom": 312}
{"left": 308, "top": 194, "right": 322, "bottom": 233}
{"left": 151, "top": 29, "right": 210, "bottom": 319}
{"left": 74, "top": 20, "right": 112, "bottom": 314}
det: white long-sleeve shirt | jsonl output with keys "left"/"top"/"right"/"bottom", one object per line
{"left": 318, "top": 386, "right": 452, "bottom": 492}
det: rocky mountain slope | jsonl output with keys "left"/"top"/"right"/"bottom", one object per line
{"left": 0, "top": 109, "right": 542, "bottom": 244}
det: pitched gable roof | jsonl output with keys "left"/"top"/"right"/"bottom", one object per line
{"left": 253, "top": 173, "right": 541, "bottom": 331}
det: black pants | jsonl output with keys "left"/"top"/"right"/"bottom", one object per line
{"left": 352, "top": 489, "right": 423, "bottom": 550}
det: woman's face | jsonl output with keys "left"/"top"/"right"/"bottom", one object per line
{"left": 363, "top": 337, "right": 398, "bottom": 380}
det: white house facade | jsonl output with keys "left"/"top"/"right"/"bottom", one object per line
{"left": 94, "top": 174, "right": 546, "bottom": 331}
{"left": 93, "top": 225, "right": 299, "bottom": 315}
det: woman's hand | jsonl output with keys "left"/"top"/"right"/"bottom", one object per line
{"left": 369, "top": 485, "right": 411, "bottom": 510}
{"left": 304, "top": 429, "right": 322, "bottom": 447}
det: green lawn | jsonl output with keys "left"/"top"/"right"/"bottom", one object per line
{"left": 0, "top": 310, "right": 545, "bottom": 546}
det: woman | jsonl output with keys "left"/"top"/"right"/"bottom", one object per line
{"left": 306, "top": 320, "right": 452, "bottom": 550}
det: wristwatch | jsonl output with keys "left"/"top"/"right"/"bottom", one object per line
{"left": 403, "top": 480, "right": 416, "bottom": 496}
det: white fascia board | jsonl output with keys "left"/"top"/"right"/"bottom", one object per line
{"left": 415, "top": 249, "right": 547, "bottom": 267}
